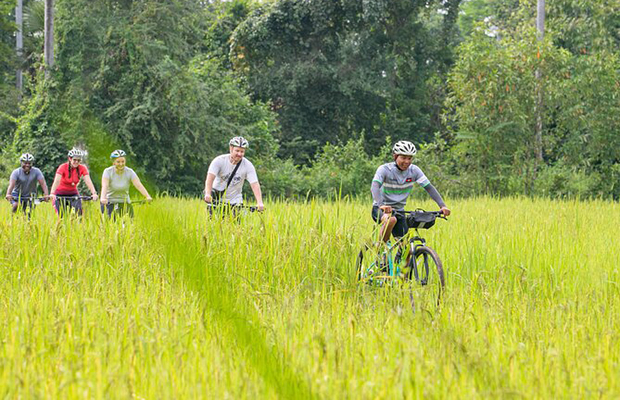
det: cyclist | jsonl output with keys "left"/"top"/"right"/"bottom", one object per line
{"left": 203, "top": 136, "right": 264, "bottom": 214}
{"left": 100, "top": 149, "right": 152, "bottom": 219}
{"left": 371, "top": 140, "right": 451, "bottom": 243}
{"left": 5, "top": 153, "right": 50, "bottom": 215}
{"left": 49, "top": 149, "right": 99, "bottom": 217}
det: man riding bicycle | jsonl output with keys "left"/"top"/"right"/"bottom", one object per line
{"left": 5, "top": 153, "right": 50, "bottom": 215}
{"left": 371, "top": 140, "right": 451, "bottom": 243}
{"left": 203, "top": 136, "right": 264, "bottom": 214}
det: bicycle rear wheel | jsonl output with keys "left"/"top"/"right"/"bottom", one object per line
{"left": 407, "top": 245, "right": 445, "bottom": 305}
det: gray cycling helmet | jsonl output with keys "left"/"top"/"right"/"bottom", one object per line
{"left": 20, "top": 153, "right": 35, "bottom": 163}
{"left": 392, "top": 140, "right": 417, "bottom": 156}
{"left": 68, "top": 148, "right": 85, "bottom": 158}
{"left": 229, "top": 136, "right": 249, "bottom": 148}
{"left": 111, "top": 149, "right": 127, "bottom": 159}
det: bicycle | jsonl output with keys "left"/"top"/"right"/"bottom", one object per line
{"left": 53, "top": 195, "right": 93, "bottom": 217}
{"left": 7, "top": 194, "right": 49, "bottom": 218}
{"left": 101, "top": 199, "right": 151, "bottom": 220}
{"left": 206, "top": 202, "right": 261, "bottom": 219}
{"left": 356, "top": 209, "right": 446, "bottom": 304}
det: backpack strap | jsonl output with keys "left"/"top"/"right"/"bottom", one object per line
{"left": 226, "top": 160, "right": 242, "bottom": 189}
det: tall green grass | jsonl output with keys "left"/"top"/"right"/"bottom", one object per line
{"left": 1, "top": 197, "right": 619, "bottom": 398}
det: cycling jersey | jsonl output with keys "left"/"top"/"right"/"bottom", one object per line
{"left": 372, "top": 163, "right": 430, "bottom": 210}
{"left": 55, "top": 163, "right": 89, "bottom": 195}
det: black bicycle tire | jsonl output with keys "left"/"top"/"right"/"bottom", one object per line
{"left": 408, "top": 245, "right": 445, "bottom": 302}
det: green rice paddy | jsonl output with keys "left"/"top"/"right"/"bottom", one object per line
{"left": 1, "top": 197, "right": 619, "bottom": 398}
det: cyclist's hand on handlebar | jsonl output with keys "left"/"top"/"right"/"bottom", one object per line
{"left": 257, "top": 203, "right": 264, "bottom": 212}
{"left": 100, "top": 197, "right": 108, "bottom": 205}
{"left": 146, "top": 196, "right": 153, "bottom": 203}
{"left": 440, "top": 206, "right": 451, "bottom": 217}
{"left": 204, "top": 194, "right": 212, "bottom": 203}
{"left": 91, "top": 193, "right": 99, "bottom": 201}
{"left": 5, "top": 194, "right": 13, "bottom": 202}
{"left": 379, "top": 205, "right": 393, "bottom": 214}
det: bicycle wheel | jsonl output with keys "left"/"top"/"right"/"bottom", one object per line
{"left": 406, "top": 245, "right": 445, "bottom": 305}
{"left": 356, "top": 243, "right": 389, "bottom": 284}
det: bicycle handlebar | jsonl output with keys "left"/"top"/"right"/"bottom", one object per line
{"left": 206, "top": 202, "right": 261, "bottom": 212}
{"left": 55, "top": 195, "right": 94, "bottom": 201}
{"left": 392, "top": 209, "right": 447, "bottom": 219}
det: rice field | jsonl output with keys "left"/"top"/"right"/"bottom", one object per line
{"left": 1, "top": 197, "right": 619, "bottom": 398}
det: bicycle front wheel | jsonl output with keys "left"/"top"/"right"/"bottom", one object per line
{"left": 407, "top": 245, "right": 445, "bottom": 305}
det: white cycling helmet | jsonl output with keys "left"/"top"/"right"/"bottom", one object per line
{"left": 68, "top": 148, "right": 85, "bottom": 158}
{"left": 20, "top": 153, "right": 35, "bottom": 163}
{"left": 392, "top": 140, "right": 417, "bottom": 156}
{"left": 229, "top": 136, "right": 249, "bottom": 148}
{"left": 111, "top": 149, "right": 127, "bottom": 159}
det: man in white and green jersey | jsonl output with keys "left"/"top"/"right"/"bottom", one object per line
{"left": 371, "top": 140, "right": 451, "bottom": 242}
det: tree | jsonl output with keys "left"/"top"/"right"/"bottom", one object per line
{"left": 231, "top": 0, "right": 462, "bottom": 164}
{"left": 445, "top": 0, "right": 620, "bottom": 197}
{"left": 13, "top": 0, "right": 280, "bottom": 192}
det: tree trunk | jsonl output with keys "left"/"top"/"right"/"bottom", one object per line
{"left": 16, "top": 0, "right": 23, "bottom": 97}
{"left": 534, "top": 0, "right": 545, "bottom": 162}
{"left": 44, "top": 0, "right": 54, "bottom": 75}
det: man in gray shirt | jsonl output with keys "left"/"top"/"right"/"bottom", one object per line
{"left": 371, "top": 141, "right": 451, "bottom": 242}
{"left": 203, "top": 136, "right": 264, "bottom": 214}
{"left": 5, "top": 153, "right": 50, "bottom": 214}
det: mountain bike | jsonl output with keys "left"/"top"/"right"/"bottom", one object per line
{"left": 101, "top": 199, "right": 150, "bottom": 220}
{"left": 7, "top": 194, "right": 49, "bottom": 219}
{"left": 206, "top": 202, "right": 261, "bottom": 219}
{"left": 356, "top": 210, "right": 446, "bottom": 304}
{"left": 54, "top": 195, "right": 93, "bottom": 217}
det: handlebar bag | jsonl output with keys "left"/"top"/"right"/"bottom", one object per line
{"left": 406, "top": 211, "right": 437, "bottom": 229}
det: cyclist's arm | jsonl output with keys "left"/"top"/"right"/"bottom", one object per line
{"left": 371, "top": 180, "right": 382, "bottom": 205}
{"left": 38, "top": 177, "right": 50, "bottom": 197}
{"left": 5, "top": 179, "right": 16, "bottom": 199}
{"left": 100, "top": 176, "right": 109, "bottom": 204}
{"left": 49, "top": 173, "right": 62, "bottom": 198}
{"left": 82, "top": 175, "right": 99, "bottom": 200}
{"left": 204, "top": 173, "right": 216, "bottom": 202}
{"left": 131, "top": 176, "right": 152, "bottom": 201}
{"left": 250, "top": 181, "right": 264, "bottom": 211}
{"left": 423, "top": 183, "right": 450, "bottom": 216}
{"left": 422, "top": 183, "right": 446, "bottom": 208}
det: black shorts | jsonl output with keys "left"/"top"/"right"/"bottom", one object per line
{"left": 55, "top": 196, "right": 83, "bottom": 217}
{"left": 371, "top": 206, "right": 408, "bottom": 238}
{"left": 101, "top": 202, "right": 134, "bottom": 220}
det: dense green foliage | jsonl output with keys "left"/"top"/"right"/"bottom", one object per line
{"left": 441, "top": 0, "right": 620, "bottom": 198}
{"left": 231, "top": 0, "right": 461, "bottom": 163}
{"left": 0, "top": 0, "right": 618, "bottom": 199}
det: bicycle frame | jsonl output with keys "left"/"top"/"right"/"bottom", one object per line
{"left": 359, "top": 210, "right": 444, "bottom": 283}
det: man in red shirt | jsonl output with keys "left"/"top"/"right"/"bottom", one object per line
{"left": 49, "top": 149, "right": 99, "bottom": 217}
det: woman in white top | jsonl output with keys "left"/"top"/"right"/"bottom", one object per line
{"left": 100, "top": 150, "right": 152, "bottom": 219}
